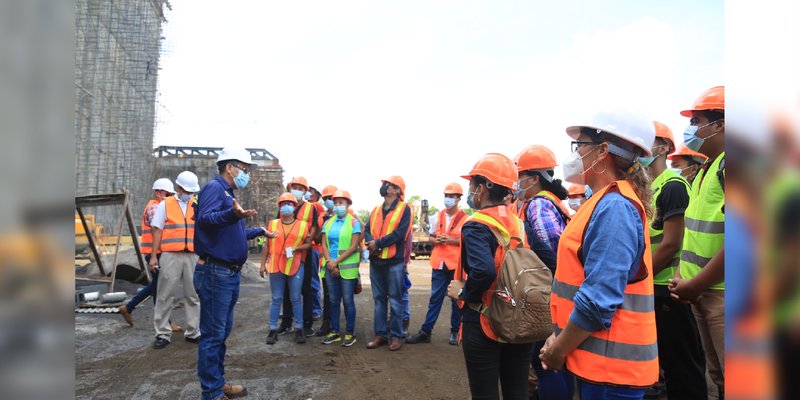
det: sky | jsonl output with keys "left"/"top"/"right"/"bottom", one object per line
{"left": 154, "top": 0, "right": 724, "bottom": 213}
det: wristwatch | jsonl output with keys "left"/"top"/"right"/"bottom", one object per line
{"left": 457, "top": 288, "right": 463, "bottom": 298}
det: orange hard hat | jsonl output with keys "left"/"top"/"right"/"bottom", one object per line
{"left": 667, "top": 144, "right": 709, "bottom": 164}
{"left": 461, "top": 153, "right": 518, "bottom": 190}
{"left": 568, "top": 184, "right": 587, "bottom": 197}
{"left": 680, "top": 86, "right": 725, "bottom": 117}
{"left": 288, "top": 176, "right": 309, "bottom": 190}
{"left": 332, "top": 190, "right": 352, "bottom": 204}
{"left": 653, "top": 121, "right": 676, "bottom": 153}
{"left": 443, "top": 182, "right": 463, "bottom": 195}
{"left": 277, "top": 192, "right": 298, "bottom": 206}
{"left": 381, "top": 176, "right": 406, "bottom": 195}
{"left": 514, "top": 145, "right": 558, "bottom": 171}
{"left": 321, "top": 185, "right": 338, "bottom": 198}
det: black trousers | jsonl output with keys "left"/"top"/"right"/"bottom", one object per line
{"left": 321, "top": 274, "right": 330, "bottom": 322}
{"left": 654, "top": 290, "right": 708, "bottom": 400}
{"left": 461, "top": 321, "right": 534, "bottom": 400}
{"left": 281, "top": 250, "right": 317, "bottom": 328}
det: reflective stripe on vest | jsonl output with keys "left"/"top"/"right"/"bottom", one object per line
{"left": 267, "top": 219, "right": 309, "bottom": 276}
{"left": 369, "top": 202, "right": 407, "bottom": 259}
{"left": 160, "top": 197, "right": 195, "bottom": 252}
{"left": 140, "top": 199, "right": 160, "bottom": 254}
{"left": 680, "top": 152, "right": 725, "bottom": 290}
{"left": 551, "top": 180, "right": 658, "bottom": 387}
{"left": 650, "top": 170, "right": 690, "bottom": 285}
{"left": 323, "top": 214, "right": 361, "bottom": 279}
{"left": 429, "top": 209, "right": 466, "bottom": 270}
{"left": 297, "top": 201, "right": 313, "bottom": 224}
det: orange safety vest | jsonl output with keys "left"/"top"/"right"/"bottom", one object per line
{"left": 159, "top": 196, "right": 196, "bottom": 252}
{"left": 550, "top": 180, "right": 658, "bottom": 387}
{"left": 267, "top": 218, "right": 310, "bottom": 276}
{"left": 459, "top": 205, "right": 527, "bottom": 342}
{"left": 517, "top": 190, "right": 572, "bottom": 224}
{"left": 311, "top": 202, "right": 326, "bottom": 251}
{"left": 429, "top": 209, "right": 467, "bottom": 270}
{"left": 369, "top": 201, "right": 408, "bottom": 259}
{"left": 141, "top": 199, "right": 161, "bottom": 254}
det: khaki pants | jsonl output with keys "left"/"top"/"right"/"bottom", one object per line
{"left": 692, "top": 289, "right": 725, "bottom": 395}
{"left": 154, "top": 252, "right": 200, "bottom": 340}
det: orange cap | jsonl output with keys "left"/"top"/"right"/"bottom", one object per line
{"left": 568, "top": 184, "right": 587, "bottom": 197}
{"left": 277, "top": 192, "right": 298, "bottom": 206}
{"left": 680, "top": 86, "right": 725, "bottom": 117}
{"left": 514, "top": 145, "right": 558, "bottom": 171}
{"left": 332, "top": 190, "right": 352, "bottom": 204}
{"left": 321, "top": 185, "right": 338, "bottom": 198}
{"left": 667, "top": 144, "right": 709, "bottom": 164}
{"left": 381, "top": 176, "right": 406, "bottom": 195}
{"left": 444, "top": 182, "right": 463, "bottom": 195}
{"left": 653, "top": 121, "right": 676, "bottom": 153}
{"left": 461, "top": 153, "right": 518, "bottom": 190}
{"left": 288, "top": 176, "right": 309, "bottom": 190}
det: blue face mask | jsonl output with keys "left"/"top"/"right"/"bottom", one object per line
{"left": 443, "top": 197, "right": 456, "bottom": 209}
{"left": 179, "top": 193, "right": 192, "bottom": 202}
{"left": 584, "top": 185, "right": 593, "bottom": 198}
{"left": 324, "top": 199, "right": 335, "bottom": 210}
{"left": 466, "top": 188, "right": 479, "bottom": 209}
{"left": 683, "top": 121, "right": 718, "bottom": 152}
{"left": 333, "top": 205, "right": 347, "bottom": 217}
{"left": 233, "top": 170, "right": 249, "bottom": 189}
{"left": 304, "top": 191, "right": 312, "bottom": 201}
{"left": 291, "top": 189, "right": 305, "bottom": 202}
{"left": 280, "top": 204, "right": 295, "bottom": 216}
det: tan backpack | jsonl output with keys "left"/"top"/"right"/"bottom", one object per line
{"left": 471, "top": 229, "right": 554, "bottom": 344}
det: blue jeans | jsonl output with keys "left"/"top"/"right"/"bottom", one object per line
{"left": 326, "top": 272, "right": 357, "bottom": 334}
{"left": 421, "top": 268, "right": 461, "bottom": 334}
{"left": 310, "top": 249, "right": 323, "bottom": 317}
{"left": 370, "top": 262, "right": 405, "bottom": 339}
{"left": 402, "top": 268, "right": 411, "bottom": 321}
{"left": 532, "top": 340, "right": 574, "bottom": 400}
{"left": 269, "top": 266, "right": 305, "bottom": 330}
{"left": 125, "top": 254, "right": 160, "bottom": 312}
{"left": 194, "top": 262, "right": 240, "bottom": 400}
{"left": 575, "top": 375, "right": 644, "bottom": 400}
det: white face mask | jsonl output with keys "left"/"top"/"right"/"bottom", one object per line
{"left": 568, "top": 198, "right": 582, "bottom": 210}
{"left": 562, "top": 147, "right": 598, "bottom": 185}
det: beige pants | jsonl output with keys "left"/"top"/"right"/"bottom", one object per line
{"left": 154, "top": 252, "right": 200, "bottom": 340}
{"left": 692, "top": 289, "right": 725, "bottom": 395}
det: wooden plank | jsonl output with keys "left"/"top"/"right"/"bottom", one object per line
{"left": 107, "top": 191, "right": 129, "bottom": 293}
{"left": 76, "top": 206, "right": 105, "bottom": 275}
{"left": 125, "top": 196, "right": 151, "bottom": 283}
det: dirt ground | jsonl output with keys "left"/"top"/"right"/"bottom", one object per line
{"left": 76, "top": 259, "right": 472, "bottom": 400}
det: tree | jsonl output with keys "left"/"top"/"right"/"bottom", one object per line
{"left": 356, "top": 209, "right": 371, "bottom": 226}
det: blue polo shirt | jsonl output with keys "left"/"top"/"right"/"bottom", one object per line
{"left": 323, "top": 216, "right": 362, "bottom": 257}
{"left": 194, "top": 176, "right": 265, "bottom": 266}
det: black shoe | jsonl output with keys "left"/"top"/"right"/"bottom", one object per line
{"left": 266, "top": 330, "right": 278, "bottom": 345}
{"left": 303, "top": 326, "right": 316, "bottom": 337}
{"left": 449, "top": 332, "right": 458, "bottom": 346}
{"left": 277, "top": 322, "right": 292, "bottom": 335}
{"left": 403, "top": 320, "right": 410, "bottom": 337}
{"left": 295, "top": 328, "right": 307, "bottom": 344}
{"left": 314, "top": 320, "right": 331, "bottom": 337}
{"left": 405, "top": 330, "right": 431, "bottom": 344}
{"left": 185, "top": 335, "right": 201, "bottom": 344}
{"left": 153, "top": 337, "right": 170, "bottom": 349}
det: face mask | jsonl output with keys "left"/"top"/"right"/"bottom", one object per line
{"left": 324, "top": 199, "right": 335, "bottom": 210}
{"left": 291, "top": 189, "right": 305, "bottom": 202}
{"left": 637, "top": 145, "right": 666, "bottom": 167}
{"left": 379, "top": 182, "right": 390, "bottom": 197}
{"left": 333, "top": 205, "right": 347, "bottom": 217}
{"left": 683, "top": 121, "right": 718, "bottom": 152}
{"left": 670, "top": 167, "right": 685, "bottom": 175}
{"left": 584, "top": 185, "right": 592, "bottom": 198}
{"left": 233, "top": 170, "right": 249, "bottom": 189}
{"left": 280, "top": 204, "right": 295, "bottom": 216}
{"left": 514, "top": 178, "right": 534, "bottom": 200}
{"left": 179, "top": 193, "right": 192, "bottom": 202}
{"left": 304, "top": 191, "right": 312, "bottom": 201}
{"left": 443, "top": 197, "right": 456, "bottom": 208}
{"left": 568, "top": 198, "right": 582, "bottom": 210}
{"left": 466, "top": 188, "right": 479, "bottom": 209}
{"left": 562, "top": 147, "right": 598, "bottom": 185}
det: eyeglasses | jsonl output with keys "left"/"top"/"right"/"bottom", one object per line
{"left": 231, "top": 164, "right": 250, "bottom": 175}
{"left": 571, "top": 141, "right": 597, "bottom": 153}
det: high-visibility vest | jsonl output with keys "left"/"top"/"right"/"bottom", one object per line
{"left": 160, "top": 196, "right": 196, "bottom": 252}
{"left": 551, "top": 180, "right": 658, "bottom": 387}
{"left": 267, "top": 219, "right": 309, "bottom": 276}
{"left": 460, "top": 205, "right": 526, "bottom": 342}
{"left": 369, "top": 201, "right": 408, "bottom": 259}
{"left": 517, "top": 190, "right": 571, "bottom": 224}
{"left": 429, "top": 209, "right": 467, "bottom": 270}
{"left": 311, "top": 202, "right": 325, "bottom": 251}
{"left": 680, "top": 152, "right": 725, "bottom": 290}
{"left": 323, "top": 214, "right": 361, "bottom": 279}
{"left": 768, "top": 170, "right": 800, "bottom": 327}
{"left": 140, "top": 199, "right": 161, "bottom": 254}
{"left": 650, "top": 169, "right": 690, "bottom": 286}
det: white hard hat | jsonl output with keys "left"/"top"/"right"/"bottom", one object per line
{"left": 217, "top": 147, "right": 258, "bottom": 169}
{"left": 566, "top": 109, "right": 656, "bottom": 158}
{"left": 175, "top": 171, "right": 200, "bottom": 193}
{"left": 152, "top": 178, "right": 175, "bottom": 193}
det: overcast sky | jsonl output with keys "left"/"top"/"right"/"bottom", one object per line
{"left": 154, "top": 0, "right": 723, "bottom": 212}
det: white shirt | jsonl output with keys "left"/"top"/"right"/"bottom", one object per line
{"left": 150, "top": 196, "right": 189, "bottom": 230}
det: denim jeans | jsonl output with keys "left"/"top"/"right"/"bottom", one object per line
{"left": 310, "top": 249, "right": 323, "bottom": 317}
{"left": 280, "top": 249, "right": 318, "bottom": 328}
{"left": 325, "top": 271, "right": 357, "bottom": 334}
{"left": 420, "top": 268, "right": 461, "bottom": 334}
{"left": 575, "top": 376, "right": 644, "bottom": 400}
{"left": 194, "top": 262, "right": 241, "bottom": 400}
{"left": 125, "top": 254, "right": 160, "bottom": 312}
{"left": 531, "top": 340, "right": 574, "bottom": 400}
{"left": 402, "top": 268, "right": 411, "bottom": 321}
{"left": 461, "top": 321, "right": 534, "bottom": 400}
{"left": 370, "top": 262, "right": 404, "bottom": 339}
{"left": 269, "top": 266, "right": 305, "bottom": 330}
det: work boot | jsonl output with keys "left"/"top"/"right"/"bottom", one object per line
{"left": 153, "top": 337, "right": 170, "bottom": 349}
{"left": 405, "top": 330, "right": 431, "bottom": 344}
{"left": 315, "top": 319, "right": 331, "bottom": 337}
{"left": 118, "top": 305, "right": 134, "bottom": 326}
{"left": 265, "top": 330, "right": 278, "bottom": 345}
{"left": 366, "top": 336, "right": 387, "bottom": 349}
{"left": 295, "top": 328, "right": 307, "bottom": 344}
{"left": 449, "top": 332, "right": 459, "bottom": 346}
{"left": 389, "top": 337, "right": 402, "bottom": 351}
{"left": 223, "top": 383, "right": 248, "bottom": 399}
{"left": 403, "top": 320, "right": 410, "bottom": 337}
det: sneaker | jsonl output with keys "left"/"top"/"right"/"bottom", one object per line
{"left": 314, "top": 320, "right": 331, "bottom": 337}
{"left": 153, "top": 337, "right": 170, "bottom": 349}
{"left": 277, "top": 322, "right": 292, "bottom": 335}
{"left": 295, "top": 328, "right": 307, "bottom": 344}
{"left": 322, "top": 332, "right": 341, "bottom": 345}
{"left": 303, "top": 326, "right": 316, "bottom": 337}
{"left": 266, "top": 330, "right": 278, "bottom": 345}
{"left": 449, "top": 332, "right": 459, "bottom": 346}
{"left": 341, "top": 334, "right": 357, "bottom": 347}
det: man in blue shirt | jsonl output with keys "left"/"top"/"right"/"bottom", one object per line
{"left": 193, "top": 147, "right": 275, "bottom": 400}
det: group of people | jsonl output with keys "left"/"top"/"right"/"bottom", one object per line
{"left": 122, "top": 86, "right": 725, "bottom": 400}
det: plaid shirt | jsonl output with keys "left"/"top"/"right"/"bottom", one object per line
{"left": 144, "top": 201, "right": 160, "bottom": 227}
{"left": 526, "top": 197, "right": 566, "bottom": 254}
